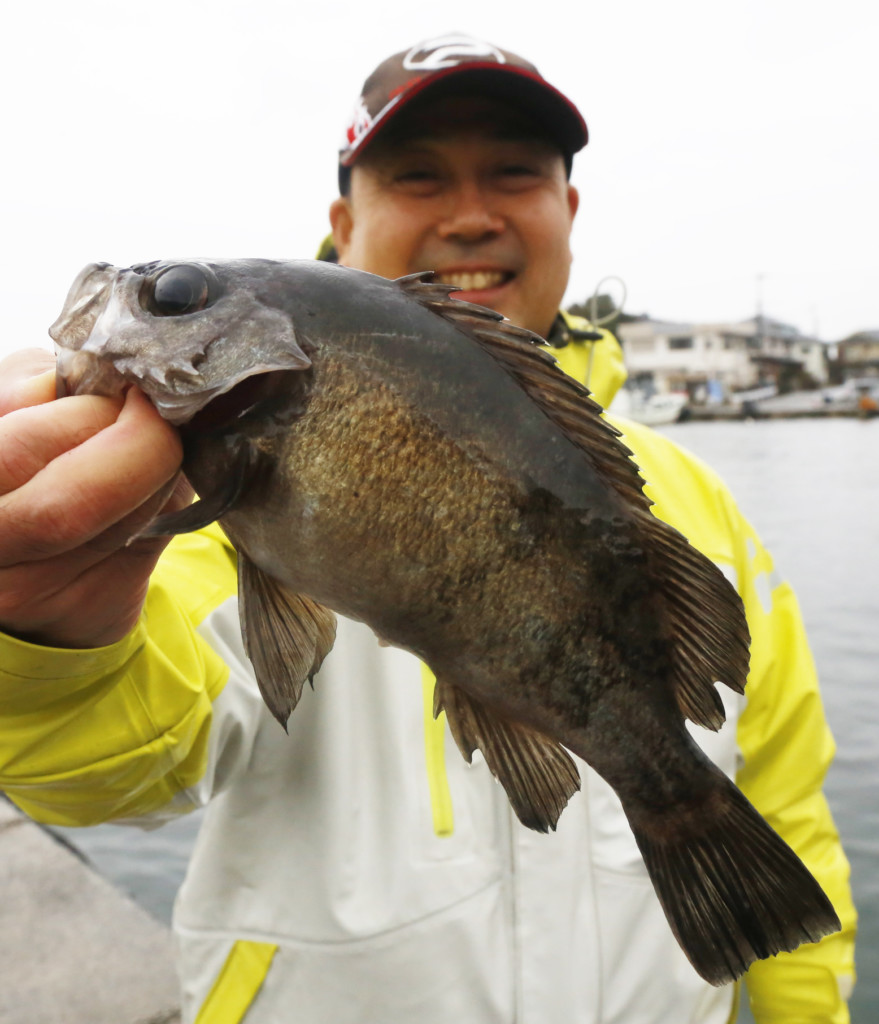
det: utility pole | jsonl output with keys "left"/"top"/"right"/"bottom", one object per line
{"left": 756, "top": 272, "right": 765, "bottom": 348}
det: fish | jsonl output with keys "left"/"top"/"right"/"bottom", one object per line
{"left": 49, "top": 258, "right": 840, "bottom": 984}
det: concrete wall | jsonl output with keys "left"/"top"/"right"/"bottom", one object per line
{"left": 0, "top": 797, "right": 181, "bottom": 1024}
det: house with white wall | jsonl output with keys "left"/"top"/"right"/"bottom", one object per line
{"left": 616, "top": 315, "right": 829, "bottom": 404}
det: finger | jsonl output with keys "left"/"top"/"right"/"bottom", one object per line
{"left": 0, "top": 393, "right": 124, "bottom": 495}
{"left": 0, "top": 473, "right": 192, "bottom": 647}
{"left": 0, "top": 350, "right": 57, "bottom": 415}
{"left": 0, "top": 542, "right": 160, "bottom": 649}
{"left": 82, "top": 470, "right": 187, "bottom": 556}
{"left": 0, "top": 387, "right": 182, "bottom": 563}
{"left": 165, "top": 472, "right": 197, "bottom": 513}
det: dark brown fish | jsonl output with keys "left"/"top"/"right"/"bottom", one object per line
{"left": 50, "top": 258, "right": 840, "bottom": 984}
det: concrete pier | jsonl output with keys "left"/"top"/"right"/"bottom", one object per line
{"left": 0, "top": 797, "right": 181, "bottom": 1024}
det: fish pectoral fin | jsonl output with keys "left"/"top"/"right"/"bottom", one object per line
{"left": 434, "top": 679, "right": 580, "bottom": 833}
{"left": 238, "top": 552, "right": 337, "bottom": 729}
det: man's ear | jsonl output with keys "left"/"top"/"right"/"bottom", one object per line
{"left": 567, "top": 184, "right": 580, "bottom": 222}
{"left": 329, "top": 197, "right": 354, "bottom": 265}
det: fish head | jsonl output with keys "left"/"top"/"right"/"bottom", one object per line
{"left": 50, "top": 259, "right": 311, "bottom": 425}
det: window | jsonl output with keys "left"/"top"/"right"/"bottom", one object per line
{"left": 668, "top": 336, "right": 694, "bottom": 350}
{"left": 626, "top": 338, "right": 655, "bottom": 353}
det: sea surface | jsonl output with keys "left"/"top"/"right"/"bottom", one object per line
{"left": 52, "top": 417, "right": 878, "bottom": 1021}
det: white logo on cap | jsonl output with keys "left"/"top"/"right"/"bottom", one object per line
{"left": 403, "top": 34, "right": 506, "bottom": 71}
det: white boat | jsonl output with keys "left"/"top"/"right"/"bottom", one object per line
{"left": 609, "top": 388, "right": 689, "bottom": 426}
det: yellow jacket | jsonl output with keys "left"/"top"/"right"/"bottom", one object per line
{"left": 0, "top": 316, "right": 855, "bottom": 1023}
{"left": 552, "top": 314, "right": 857, "bottom": 1020}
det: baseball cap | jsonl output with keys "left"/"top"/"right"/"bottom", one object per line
{"left": 338, "top": 33, "right": 588, "bottom": 191}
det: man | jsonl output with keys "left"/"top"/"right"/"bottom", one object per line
{"left": 0, "top": 34, "right": 856, "bottom": 1024}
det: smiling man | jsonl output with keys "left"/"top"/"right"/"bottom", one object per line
{"left": 324, "top": 35, "right": 857, "bottom": 1022}
{"left": 0, "top": 33, "right": 856, "bottom": 1024}
{"left": 330, "top": 94, "right": 579, "bottom": 338}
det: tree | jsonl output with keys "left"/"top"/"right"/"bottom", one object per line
{"left": 565, "top": 293, "right": 642, "bottom": 342}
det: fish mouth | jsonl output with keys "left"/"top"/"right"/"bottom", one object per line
{"left": 183, "top": 368, "right": 311, "bottom": 435}
{"left": 433, "top": 269, "right": 515, "bottom": 293}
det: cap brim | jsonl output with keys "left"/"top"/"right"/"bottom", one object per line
{"left": 340, "top": 63, "right": 588, "bottom": 166}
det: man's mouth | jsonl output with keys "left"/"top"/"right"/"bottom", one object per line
{"left": 434, "top": 270, "right": 513, "bottom": 292}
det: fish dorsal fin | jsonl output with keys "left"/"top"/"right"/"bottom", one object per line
{"left": 433, "top": 677, "right": 581, "bottom": 832}
{"left": 399, "top": 273, "right": 750, "bottom": 728}
{"left": 238, "top": 552, "right": 337, "bottom": 729}
{"left": 647, "top": 530, "right": 750, "bottom": 728}
{"left": 396, "top": 272, "right": 653, "bottom": 518}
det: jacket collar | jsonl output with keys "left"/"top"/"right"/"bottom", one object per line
{"left": 547, "top": 310, "right": 628, "bottom": 409}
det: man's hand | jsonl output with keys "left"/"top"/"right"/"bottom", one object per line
{"left": 0, "top": 349, "right": 191, "bottom": 649}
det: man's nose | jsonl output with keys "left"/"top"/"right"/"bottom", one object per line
{"left": 436, "top": 182, "right": 504, "bottom": 242}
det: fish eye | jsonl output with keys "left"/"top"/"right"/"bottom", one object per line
{"left": 146, "top": 264, "right": 216, "bottom": 317}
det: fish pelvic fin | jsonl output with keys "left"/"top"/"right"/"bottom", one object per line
{"left": 141, "top": 438, "right": 260, "bottom": 537}
{"left": 627, "top": 771, "right": 841, "bottom": 985}
{"left": 238, "top": 552, "right": 337, "bottom": 729}
{"left": 648, "top": 525, "right": 751, "bottom": 729}
{"left": 433, "top": 678, "right": 580, "bottom": 832}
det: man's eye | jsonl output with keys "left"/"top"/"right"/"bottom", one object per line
{"left": 495, "top": 163, "right": 543, "bottom": 191}
{"left": 395, "top": 169, "right": 439, "bottom": 183}
{"left": 390, "top": 168, "right": 443, "bottom": 195}
{"left": 500, "top": 164, "right": 538, "bottom": 178}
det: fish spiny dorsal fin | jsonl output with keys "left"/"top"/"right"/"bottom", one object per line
{"left": 398, "top": 272, "right": 750, "bottom": 728}
{"left": 396, "top": 272, "right": 653, "bottom": 519}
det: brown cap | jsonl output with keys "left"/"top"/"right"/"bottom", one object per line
{"left": 339, "top": 34, "right": 588, "bottom": 174}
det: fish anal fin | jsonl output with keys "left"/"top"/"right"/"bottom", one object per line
{"left": 648, "top": 527, "right": 751, "bottom": 729}
{"left": 434, "top": 678, "right": 580, "bottom": 832}
{"left": 238, "top": 552, "right": 337, "bottom": 729}
{"left": 628, "top": 770, "right": 840, "bottom": 985}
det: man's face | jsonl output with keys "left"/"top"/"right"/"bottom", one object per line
{"left": 330, "top": 97, "right": 579, "bottom": 339}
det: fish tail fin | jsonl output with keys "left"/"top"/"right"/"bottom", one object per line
{"left": 627, "top": 772, "right": 840, "bottom": 985}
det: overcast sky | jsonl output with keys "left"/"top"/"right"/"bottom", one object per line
{"left": 2, "top": 0, "right": 876, "bottom": 363}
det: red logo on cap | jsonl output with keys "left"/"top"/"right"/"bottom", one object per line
{"left": 344, "top": 97, "right": 373, "bottom": 147}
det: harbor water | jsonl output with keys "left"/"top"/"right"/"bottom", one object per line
{"left": 54, "top": 417, "right": 878, "bottom": 1020}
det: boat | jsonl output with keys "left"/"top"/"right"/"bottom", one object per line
{"left": 609, "top": 387, "right": 689, "bottom": 426}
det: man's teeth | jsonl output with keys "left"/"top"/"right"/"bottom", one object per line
{"left": 437, "top": 271, "right": 507, "bottom": 291}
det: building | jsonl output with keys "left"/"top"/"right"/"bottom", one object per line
{"left": 616, "top": 315, "right": 830, "bottom": 405}
{"left": 832, "top": 329, "right": 879, "bottom": 382}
